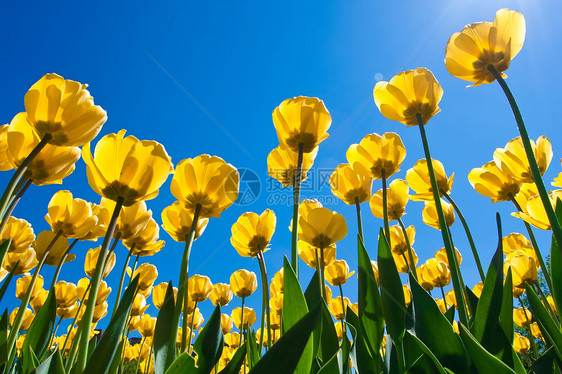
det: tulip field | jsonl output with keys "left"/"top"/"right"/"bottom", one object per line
{"left": 2, "top": 6, "right": 562, "bottom": 374}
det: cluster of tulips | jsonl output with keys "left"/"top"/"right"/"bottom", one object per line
{"left": 1, "top": 7, "right": 562, "bottom": 374}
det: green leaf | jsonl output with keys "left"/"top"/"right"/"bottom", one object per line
{"left": 36, "top": 348, "right": 66, "bottom": 374}
{"left": 316, "top": 349, "right": 342, "bottom": 374}
{"left": 282, "top": 257, "right": 312, "bottom": 374}
{"left": 304, "top": 270, "right": 322, "bottom": 359}
{"left": 357, "top": 235, "right": 384, "bottom": 356}
{"left": 458, "top": 324, "right": 515, "bottom": 374}
{"left": 377, "top": 229, "right": 405, "bottom": 344}
{"left": 192, "top": 305, "right": 224, "bottom": 374}
{"left": 550, "top": 201, "right": 562, "bottom": 325}
{"left": 107, "top": 338, "right": 125, "bottom": 374}
{"left": 444, "top": 306, "right": 455, "bottom": 324}
{"left": 383, "top": 335, "right": 399, "bottom": 374}
{"left": 246, "top": 329, "right": 259, "bottom": 369}
{"left": 530, "top": 346, "right": 555, "bottom": 374}
{"left": 83, "top": 275, "right": 139, "bottom": 374}
{"left": 318, "top": 302, "right": 339, "bottom": 363}
{"left": 0, "top": 258, "right": 17, "bottom": 304}
{"left": 404, "top": 331, "right": 447, "bottom": 374}
{"left": 218, "top": 342, "right": 246, "bottom": 374}
{"left": 0, "top": 310, "right": 8, "bottom": 366}
{"left": 499, "top": 269, "right": 513, "bottom": 342}
{"left": 154, "top": 282, "right": 177, "bottom": 374}
{"left": 248, "top": 303, "right": 321, "bottom": 374}
{"left": 408, "top": 273, "right": 467, "bottom": 373}
{"left": 0, "top": 239, "right": 11, "bottom": 280}
{"left": 464, "top": 286, "right": 479, "bottom": 319}
{"left": 164, "top": 352, "right": 197, "bottom": 374}
{"left": 346, "top": 307, "right": 377, "bottom": 374}
{"left": 21, "top": 286, "right": 57, "bottom": 373}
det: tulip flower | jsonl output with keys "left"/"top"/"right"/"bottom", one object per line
{"left": 403, "top": 285, "right": 412, "bottom": 307}
{"left": 329, "top": 163, "right": 372, "bottom": 205}
{"left": 469, "top": 161, "right": 521, "bottom": 203}
{"left": 513, "top": 307, "right": 532, "bottom": 327}
{"left": 230, "top": 269, "right": 258, "bottom": 298}
{"left": 406, "top": 159, "right": 454, "bottom": 201}
{"left": 224, "top": 332, "right": 240, "bottom": 349}
{"left": 445, "top": 9, "right": 525, "bottom": 87}
{"left": 161, "top": 201, "right": 209, "bottom": 242}
{"left": 9, "top": 308, "right": 34, "bottom": 330}
{"left": 3, "top": 248, "right": 38, "bottom": 275}
{"left": 16, "top": 274, "right": 44, "bottom": 300}
{"left": 270, "top": 268, "right": 284, "bottom": 296}
{"left": 0, "top": 124, "right": 13, "bottom": 171}
{"left": 370, "top": 179, "right": 409, "bottom": 221}
{"left": 267, "top": 145, "right": 317, "bottom": 187}
{"left": 472, "top": 282, "right": 484, "bottom": 298}
{"left": 57, "top": 302, "right": 79, "bottom": 319}
{"left": 138, "top": 314, "right": 156, "bottom": 338}
{"left": 506, "top": 253, "right": 538, "bottom": 288}
{"left": 130, "top": 294, "right": 150, "bottom": 316}
{"left": 416, "top": 265, "right": 434, "bottom": 291}
{"left": 513, "top": 333, "right": 530, "bottom": 355}
{"left": 208, "top": 283, "right": 233, "bottom": 307}
{"left": 84, "top": 247, "right": 115, "bottom": 278}
{"left": 45, "top": 190, "right": 99, "bottom": 239}
{"left": 494, "top": 136, "right": 552, "bottom": 183}
{"left": 152, "top": 282, "right": 177, "bottom": 310}
{"left": 33, "top": 230, "right": 73, "bottom": 266}
{"left": 394, "top": 249, "right": 418, "bottom": 274}
{"left": 530, "top": 322, "right": 544, "bottom": 341}
{"left": 1, "top": 217, "right": 34, "bottom": 253}
{"left": 232, "top": 307, "right": 256, "bottom": 329}
{"left": 29, "top": 288, "right": 48, "bottom": 313}
{"left": 328, "top": 296, "right": 350, "bottom": 320}
{"left": 422, "top": 200, "right": 455, "bottom": 230}
{"left": 54, "top": 281, "right": 78, "bottom": 309}
{"left": 346, "top": 133, "right": 406, "bottom": 180}
{"left": 221, "top": 314, "right": 233, "bottom": 334}
{"left": 388, "top": 224, "right": 415, "bottom": 257}
{"left": 124, "top": 217, "right": 165, "bottom": 257}
{"left": 231, "top": 209, "right": 276, "bottom": 257}
{"left": 424, "top": 259, "right": 451, "bottom": 288}
{"left": 434, "top": 247, "right": 462, "bottom": 267}
{"left": 512, "top": 190, "right": 562, "bottom": 230}
{"left": 272, "top": 96, "right": 331, "bottom": 154}
{"left": 325, "top": 260, "right": 355, "bottom": 287}
{"left": 298, "top": 241, "right": 336, "bottom": 269}
{"left": 269, "top": 293, "right": 284, "bottom": 316}
{"left": 101, "top": 198, "right": 152, "bottom": 240}
{"left": 188, "top": 274, "right": 212, "bottom": 302}
{"left": 502, "top": 233, "right": 533, "bottom": 256}
{"left": 298, "top": 207, "right": 347, "bottom": 250}
{"left": 186, "top": 308, "right": 205, "bottom": 331}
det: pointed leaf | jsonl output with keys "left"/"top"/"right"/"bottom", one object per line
{"left": 164, "top": 352, "right": 197, "bottom": 374}
{"left": 530, "top": 346, "right": 555, "bottom": 374}
{"left": 499, "top": 269, "right": 513, "bottom": 342}
{"left": 218, "top": 342, "right": 247, "bottom": 374}
{"left": 458, "top": 324, "right": 515, "bottom": 374}
{"left": 193, "top": 305, "right": 224, "bottom": 374}
{"left": 346, "top": 307, "right": 377, "bottom": 374}
{"left": 246, "top": 329, "right": 259, "bottom": 369}
{"left": 304, "top": 270, "right": 322, "bottom": 358}
{"left": 36, "top": 348, "right": 66, "bottom": 374}
{"left": 316, "top": 349, "right": 342, "bottom": 374}
{"left": 0, "top": 259, "right": 17, "bottom": 304}
{"left": 404, "top": 331, "right": 447, "bottom": 374}
{"left": 0, "top": 310, "right": 8, "bottom": 366}
{"left": 154, "top": 281, "right": 177, "bottom": 374}
{"left": 525, "top": 284, "right": 562, "bottom": 362}
{"left": 464, "top": 286, "right": 479, "bottom": 319}
{"left": 318, "top": 302, "right": 338, "bottom": 363}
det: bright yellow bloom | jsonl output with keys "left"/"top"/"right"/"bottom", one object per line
{"left": 256, "top": 328, "right": 280, "bottom": 347}
{"left": 55, "top": 281, "right": 78, "bottom": 309}
{"left": 505, "top": 253, "right": 537, "bottom": 288}
{"left": 502, "top": 233, "right": 532, "bottom": 255}
{"left": 469, "top": 161, "right": 521, "bottom": 203}
{"left": 269, "top": 311, "right": 281, "bottom": 330}
{"left": 89, "top": 280, "right": 111, "bottom": 306}
{"left": 24, "top": 73, "right": 107, "bottom": 146}
{"left": 329, "top": 163, "right": 372, "bottom": 205}
{"left": 403, "top": 285, "right": 411, "bottom": 307}
{"left": 334, "top": 321, "right": 344, "bottom": 341}
{"left": 101, "top": 198, "right": 152, "bottom": 240}
{"left": 30, "top": 288, "right": 49, "bottom": 313}
{"left": 33, "top": 230, "right": 73, "bottom": 266}
{"left": 445, "top": 9, "right": 525, "bottom": 86}
{"left": 422, "top": 199, "right": 455, "bottom": 230}
{"left": 221, "top": 314, "right": 233, "bottom": 334}
{"left": 188, "top": 274, "right": 212, "bottom": 302}
{"left": 406, "top": 159, "right": 454, "bottom": 201}
{"left": 231, "top": 307, "right": 256, "bottom": 329}
{"left": 57, "top": 302, "right": 79, "bottom": 319}
{"left": 2, "top": 248, "right": 38, "bottom": 275}
{"left": 514, "top": 182, "right": 538, "bottom": 213}
{"left": 161, "top": 201, "right": 209, "bottom": 242}
{"left": 328, "top": 296, "right": 350, "bottom": 320}
{"left": 130, "top": 263, "right": 158, "bottom": 293}
{"left": 80, "top": 203, "right": 109, "bottom": 241}
{"left": 530, "top": 322, "right": 544, "bottom": 341}
{"left": 45, "top": 190, "right": 98, "bottom": 239}
{"left": 170, "top": 155, "right": 239, "bottom": 218}
{"left": 435, "top": 247, "right": 462, "bottom": 267}
{"left": 230, "top": 269, "right": 257, "bottom": 298}
{"left": 0, "top": 124, "right": 13, "bottom": 171}
{"left": 388, "top": 224, "right": 415, "bottom": 256}
{"left": 445, "top": 290, "right": 457, "bottom": 309}
{"left": 272, "top": 96, "right": 331, "bottom": 153}
{"left": 394, "top": 249, "right": 418, "bottom": 273}
{"left": 472, "top": 282, "right": 484, "bottom": 298}
{"left": 416, "top": 265, "right": 434, "bottom": 291}
{"left": 10, "top": 308, "right": 34, "bottom": 330}
{"left": 548, "top": 296, "right": 557, "bottom": 316}
{"left": 423, "top": 259, "right": 451, "bottom": 288}
{"left": 152, "top": 282, "right": 177, "bottom": 310}
{"left": 513, "top": 333, "right": 530, "bottom": 355}
{"left": 130, "top": 294, "right": 150, "bottom": 316}
{"left": 16, "top": 274, "right": 44, "bottom": 300}
{"left": 83, "top": 130, "right": 173, "bottom": 206}
{"left": 494, "top": 136, "right": 552, "bottom": 183}
{"left": 370, "top": 179, "right": 409, "bottom": 220}
{"left": 1, "top": 216, "right": 34, "bottom": 253}
{"left": 7, "top": 112, "right": 80, "bottom": 185}
{"left": 270, "top": 268, "right": 284, "bottom": 296}
{"left": 373, "top": 68, "right": 443, "bottom": 126}
{"left": 124, "top": 217, "right": 165, "bottom": 257}
{"left": 138, "top": 314, "right": 156, "bottom": 338}
{"left": 297, "top": 241, "right": 336, "bottom": 269}
{"left": 267, "top": 145, "right": 317, "bottom": 187}
{"left": 84, "top": 246, "right": 115, "bottom": 278}
{"left": 513, "top": 307, "right": 532, "bottom": 327}
{"left": 231, "top": 209, "right": 276, "bottom": 257}
{"left": 224, "top": 332, "right": 240, "bottom": 349}
{"left": 346, "top": 133, "right": 406, "bottom": 179}
{"left": 512, "top": 190, "right": 562, "bottom": 230}
{"left": 209, "top": 283, "right": 233, "bottom": 307}
{"left": 325, "top": 259, "right": 355, "bottom": 287}
{"left": 271, "top": 294, "right": 283, "bottom": 316}
{"left": 298, "top": 207, "right": 347, "bottom": 249}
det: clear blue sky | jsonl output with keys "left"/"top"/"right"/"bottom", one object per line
{"left": 2, "top": 0, "right": 562, "bottom": 335}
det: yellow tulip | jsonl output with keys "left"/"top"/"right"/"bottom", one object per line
{"left": 370, "top": 179, "right": 409, "bottom": 220}
{"left": 57, "top": 302, "right": 79, "bottom": 319}
{"left": 231, "top": 307, "right": 256, "bottom": 329}
{"left": 325, "top": 259, "right": 355, "bottom": 287}
{"left": 209, "top": 283, "right": 233, "bottom": 307}
{"left": 33, "top": 230, "right": 74, "bottom": 266}
{"left": 84, "top": 246, "right": 115, "bottom": 278}
{"left": 10, "top": 308, "right": 34, "bottom": 330}
{"left": 152, "top": 282, "right": 177, "bottom": 310}
{"left": 83, "top": 130, "right": 173, "bottom": 206}
{"left": 472, "top": 282, "right": 484, "bottom": 298}
{"left": 1, "top": 216, "right": 34, "bottom": 253}
{"left": 230, "top": 269, "right": 257, "bottom": 298}
{"left": 513, "top": 333, "right": 530, "bottom": 355}
{"left": 403, "top": 285, "right": 411, "bottom": 307}
{"left": 435, "top": 247, "right": 462, "bottom": 267}
{"left": 298, "top": 207, "right": 347, "bottom": 250}
{"left": 406, "top": 159, "right": 454, "bottom": 201}
{"left": 346, "top": 133, "right": 406, "bottom": 179}
{"left": 445, "top": 9, "right": 525, "bottom": 87}
{"left": 388, "top": 224, "right": 415, "bottom": 257}
{"left": 80, "top": 202, "right": 109, "bottom": 241}
{"left": 231, "top": 209, "right": 276, "bottom": 257}
{"left": 373, "top": 68, "right": 443, "bottom": 126}
{"left": 170, "top": 155, "right": 239, "bottom": 218}
{"left": 494, "top": 136, "right": 552, "bottom": 183}
{"left": 422, "top": 199, "right": 455, "bottom": 230}
{"left": 219, "top": 346, "right": 236, "bottom": 366}
{"left": 512, "top": 190, "right": 562, "bottom": 230}
{"left": 513, "top": 307, "right": 532, "bottom": 327}
{"left": 188, "top": 274, "right": 212, "bottom": 302}
{"left": 445, "top": 290, "right": 457, "bottom": 309}
{"left": 138, "top": 314, "right": 156, "bottom": 337}
{"left": 328, "top": 296, "right": 350, "bottom": 320}
{"left": 435, "top": 299, "right": 447, "bottom": 314}
{"left": 224, "top": 332, "right": 240, "bottom": 349}
{"left": 423, "top": 259, "right": 451, "bottom": 288}
{"left": 269, "top": 311, "right": 281, "bottom": 330}
{"left": 92, "top": 280, "right": 112, "bottom": 305}
{"left": 161, "top": 201, "right": 209, "bottom": 242}
{"left": 54, "top": 281, "right": 78, "bottom": 309}
{"left": 503, "top": 233, "right": 533, "bottom": 255}
{"left": 468, "top": 161, "right": 521, "bottom": 203}
{"left": 256, "top": 328, "right": 280, "bottom": 347}
{"left": 297, "top": 241, "right": 336, "bottom": 269}
{"left": 530, "top": 322, "right": 544, "bottom": 341}
{"left": 101, "top": 198, "right": 152, "bottom": 240}
{"left": 16, "top": 274, "right": 44, "bottom": 300}
{"left": 0, "top": 124, "right": 13, "bottom": 171}
{"left": 394, "top": 250, "right": 418, "bottom": 274}
{"left": 130, "top": 294, "right": 150, "bottom": 316}
{"left": 45, "top": 190, "right": 98, "bottom": 239}
{"left": 7, "top": 112, "right": 80, "bottom": 185}
{"left": 334, "top": 321, "right": 344, "bottom": 341}
{"left": 272, "top": 96, "right": 331, "bottom": 153}
{"left": 416, "top": 265, "right": 434, "bottom": 291}
{"left": 30, "top": 288, "right": 49, "bottom": 313}
{"left": 130, "top": 263, "right": 158, "bottom": 292}
{"left": 505, "top": 253, "right": 537, "bottom": 287}
{"left": 267, "top": 145, "right": 317, "bottom": 188}
{"left": 269, "top": 268, "right": 284, "bottom": 297}
{"left": 123, "top": 217, "right": 165, "bottom": 257}
{"left": 329, "top": 163, "right": 372, "bottom": 205}
{"left": 3, "top": 247, "right": 38, "bottom": 275}
{"left": 221, "top": 314, "right": 233, "bottom": 334}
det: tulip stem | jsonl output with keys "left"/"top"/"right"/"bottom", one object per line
{"left": 75, "top": 196, "right": 124, "bottom": 373}
{"left": 381, "top": 169, "right": 391, "bottom": 248}
{"left": 113, "top": 247, "right": 134, "bottom": 318}
{"left": 354, "top": 197, "right": 364, "bottom": 243}
{"left": 291, "top": 143, "right": 304, "bottom": 279}
{"left": 63, "top": 281, "right": 91, "bottom": 369}
{"left": 510, "top": 196, "right": 554, "bottom": 296}
{"left": 0, "top": 178, "right": 32, "bottom": 245}
{"left": 416, "top": 114, "right": 468, "bottom": 326}
{"left": 517, "top": 296, "right": 539, "bottom": 359}
{"left": 257, "top": 250, "right": 272, "bottom": 350}
{"left": 338, "top": 284, "right": 347, "bottom": 334}
{"left": 50, "top": 238, "right": 79, "bottom": 289}
{"left": 175, "top": 204, "right": 201, "bottom": 355}
{"left": 441, "top": 191, "right": 485, "bottom": 282}
{"left": 239, "top": 296, "right": 245, "bottom": 348}
{"left": 314, "top": 249, "right": 325, "bottom": 301}
{"left": 134, "top": 336, "right": 146, "bottom": 374}
{"left": 397, "top": 217, "right": 417, "bottom": 280}
{"left": 489, "top": 65, "right": 562, "bottom": 255}
{"left": 129, "top": 254, "right": 140, "bottom": 287}
{"left": 440, "top": 287, "right": 448, "bottom": 311}
{"left": 188, "top": 300, "right": 198, "bottom": 350}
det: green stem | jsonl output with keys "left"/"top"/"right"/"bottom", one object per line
{"left": 488, "top": 64, "right": 562, "bottom": 257}
{"left": 257, "top": 250, "right": 272, "bottom": 350}
{"left": 134, "top": 336, "right": 146, "bottom": 374}
{"left": 338, "top": 284, "right": 347, "bottom": 333}
{"left": 50, "top": 239, "right": 79, "bottom": 289}
{"left": 518, "top": 296, "right": 538, "bottom": 359}
{"left": 381, "top": 169, "right": 391, "bottom": 247}
{"left": 128, "top": 254, "right": 140, "bottom": 288}
{"left": 319, "top": 247, "right": 327, "bottom": 300}
{"left": 314, "top": 248, "right": 325, "bottom": 300}
{"left": 397, "top": 217, "right": 417, "bottom": 280}
{"left": 188, "top": 300, "right": 198, "bottom": 351}
{"left": 355, "top": 197, "right": 364, "bottom": 243}
{"left": 442, "top": 191, "right": 485, "bottom": 282}
{"left": 239, "top": 297, "right": 245, "bottom": 348}
{"left": 63, "top": 282, "right": 91, "bottom": 368}
{"left": 440, "top": 287, "right": 448, "bottom": 311}
{"left": 291, "top": 142, "right": 304, "bottom": 279}
{"left": 416, "top": 114, "right": 468, "bottom": 326}
{"left": 112, "top": 247, "right": 134, "bottom": 318}
{"left": 75, "top": 196, "right": 124, "bottom": 373}
{"left": 145, "top": 343, "right": 154, "bottom": 374}
{"left": 510, "top": 197, "right": 554, "bottom": 296}
{"left": 0, "top": 178, "right": 32, "bottom": 239}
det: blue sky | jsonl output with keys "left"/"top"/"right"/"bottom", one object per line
{"left": 2, "top": 0, "right": 562, "bottom": 335}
